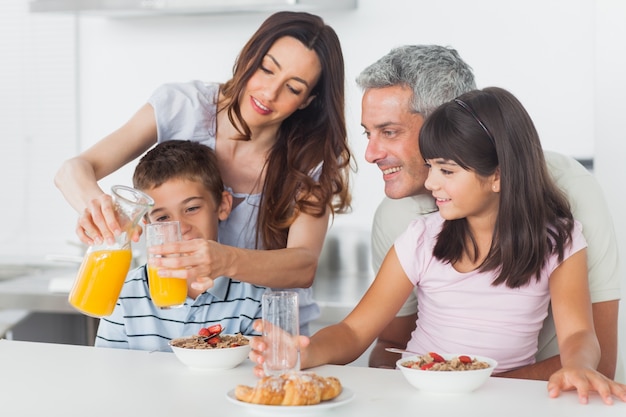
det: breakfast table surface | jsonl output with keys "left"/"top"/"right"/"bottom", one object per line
{"left": 0, "top": 339, "right": 624, "bottom": 416}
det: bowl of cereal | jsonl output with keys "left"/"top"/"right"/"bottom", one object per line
{"left": 169, "top": 325, "right": 251, "bottom": 371}
{"left": 396, "top": 352, "right": 497, "bottom": 394}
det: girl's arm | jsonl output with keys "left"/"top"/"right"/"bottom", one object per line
{"left": 547, "top": 249, "right": 626, "bottom": 404}
{"left": 54, "top": 103, "right": 158, "bottom": 245}
{"left": 249, "top": 247, "right": 415, "bottom": 373}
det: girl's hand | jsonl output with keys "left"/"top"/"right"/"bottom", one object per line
{"left": 547, "top": 366, "right": 626, "bottom": 405}
{"left": 248, "top": 320, "right": 310, "bottom": 378}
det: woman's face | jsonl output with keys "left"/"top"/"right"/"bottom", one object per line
{"left": 241, "top": 36, "right": 322, "bottom": 130}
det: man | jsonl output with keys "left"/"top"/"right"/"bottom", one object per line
{"left": 359, "top": 45, "right": 622, "bottom": 380}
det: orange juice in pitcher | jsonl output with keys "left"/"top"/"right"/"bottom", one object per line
{"left": 69, "top": 248, "right": 133, "bottom": 317}
{"left": 68, "top": 185, "right": 154, "bottom": 318}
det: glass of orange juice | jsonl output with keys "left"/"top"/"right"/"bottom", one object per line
{"left": 146, "top": 221, "right": 187, "bottom": 309}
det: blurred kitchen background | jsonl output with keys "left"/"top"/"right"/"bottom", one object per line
{"left": 0, "top": 0, "right": 624, "bottom": 369}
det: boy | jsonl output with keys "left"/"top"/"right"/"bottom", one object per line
{"left": 95, "top": 140, "right": 265, "bottom": 351}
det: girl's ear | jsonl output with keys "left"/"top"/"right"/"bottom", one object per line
{"left": 218, "top": 191, "right": 233, "bottom": 221}
{"left": 491, "top": 168, "right": 501, "bottom": 193}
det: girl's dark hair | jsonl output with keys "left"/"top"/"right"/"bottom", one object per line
{"left": 133, "top": 140, "right": 224, "bottom": 205}
{"left": 220, "top": 11, "right": 352, "bottom": 250}
{"left": 419, "top": 87, "right": 574, "bottom": 288}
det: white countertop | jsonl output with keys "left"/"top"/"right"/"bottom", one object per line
{"left": 0, "top": 266, "right": 77, "bottom": 313}
{"left": 0, "top": 339, "right": 623, "bottom": 416}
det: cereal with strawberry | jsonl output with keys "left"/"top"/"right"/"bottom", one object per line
{"left": 401, "top": 352, "right": 490, "bottom": 371}
{"left": 170, "top": 324, "right": 249, "bottom": 350}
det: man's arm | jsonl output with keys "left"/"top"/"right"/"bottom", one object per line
{"left": 368, "top": 313, "right": 416, "bottom": 368}
{"left": 593, "top": 300, "right": 619, "bottom": 379}
{"left": 494, "top": 300, "right": 619, "bottom": 380}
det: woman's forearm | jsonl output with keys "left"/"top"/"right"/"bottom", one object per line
{"left": 223, "top": 245, "right": 318, "bottom": 289}
{"left": 54, "top": 157, "right": 106, "bottom": 213}
{"left": 220, "top": 208, "right": 329, "bottom": 288}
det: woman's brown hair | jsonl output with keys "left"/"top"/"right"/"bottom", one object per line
{"left": 221, "top": 11, "right": 353, "bottom": 250}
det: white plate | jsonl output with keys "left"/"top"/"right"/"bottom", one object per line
{"left": 226, "top": 387, "right": 355, "bottom": 415}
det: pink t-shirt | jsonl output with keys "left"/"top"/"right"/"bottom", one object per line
{"left": 395, "top": 213, "right": 587, "bottom": 373}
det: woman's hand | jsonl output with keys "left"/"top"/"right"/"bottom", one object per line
{"left": 248, "top": 320, "right": 310, "bottom": 378}
{"left": 148, "top": 238, "right": 230, "bottom": 293}
{"left": 547, "top": 366, "right": 626, "bottom": 405}
{"left": 77, "top": 193, "right": 142, "bottom": 246}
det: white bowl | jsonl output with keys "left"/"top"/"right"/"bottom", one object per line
{"left": 169, "top": 335, "right": 251, "bottom": 371}
{"left": 396, "top": 353, "right": 497, "bottom": 394}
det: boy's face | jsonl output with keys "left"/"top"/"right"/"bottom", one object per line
{"left": 144, "top": 178, "right": 231, "bottom": 242}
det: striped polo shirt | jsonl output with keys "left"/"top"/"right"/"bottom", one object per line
{"left": 95, "top": 265, "right": 265, "bottom": 352}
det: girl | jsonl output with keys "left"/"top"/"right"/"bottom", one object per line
{"left": 54, "top": 12, "right": 353, "bottom": 336}
{"left": 250, "top": 87, "right": 626, "bottom": 404}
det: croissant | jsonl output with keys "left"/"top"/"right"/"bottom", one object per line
{"left": 235, "top": 372, "right": 342, "bottom": 406}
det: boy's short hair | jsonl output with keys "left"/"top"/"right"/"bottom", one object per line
{"left": 133, "top": 140, "right": 224, "bottom": 204}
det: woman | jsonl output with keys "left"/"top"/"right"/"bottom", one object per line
{"left": 250, "top": 87, "right": 626, "bottom": 404}
{"left": 55, "top": 11, "right": 353, "bottom": 335}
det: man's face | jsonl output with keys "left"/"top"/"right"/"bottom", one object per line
{"left": 362, "top": 86, "right": 429, "bottom": 199}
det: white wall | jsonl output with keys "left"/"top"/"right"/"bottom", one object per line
{"left": 0, "top": 1, "right": 76, "bottom": 262}
{"left": 595, "top": 0, "right": 626, "bottom": 380}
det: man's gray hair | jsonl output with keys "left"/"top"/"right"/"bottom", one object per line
{"left": 356, "top": 45, "right": 476, "bottom": 117}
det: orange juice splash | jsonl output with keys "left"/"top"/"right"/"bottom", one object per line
{"left": 147, "top": 265, "right": 187, "bottom": 308}
{"left": 69, "top": 248, "right": 132, "bottom": 317}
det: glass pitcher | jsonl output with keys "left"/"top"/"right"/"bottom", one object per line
{"left": 68, "top": 185, "right": 154, "bottom": 318}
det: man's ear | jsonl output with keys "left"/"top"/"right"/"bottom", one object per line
{"left": 218, "top": 191, "right": 233, "bottom": 221}
{"left": 298, "top": 94, "right": 316, "bottom": 110}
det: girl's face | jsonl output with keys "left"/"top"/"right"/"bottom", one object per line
{"left": 424, "top": 158, "right": 500, "bottom": 222}
{"left": 240, "top": 36, "right": 321, "bottom": 130}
